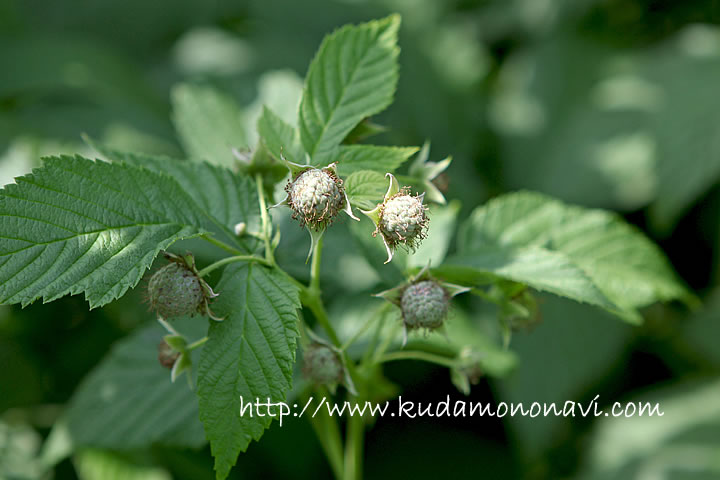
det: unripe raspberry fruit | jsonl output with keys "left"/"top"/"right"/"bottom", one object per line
{"left": 286, "top": 168, "right": 345, "bottom": 230}
{"left": 302, "top": 343, "right": 344, "bottom": 384}
{"left": 377, "top": 190, "right": 428, "bottom": 250}
{"left": 400, "top": 280, "right": 449, "bottom": 330}
{"left": 148, "top": 262, "right": 204, "bottom": 319}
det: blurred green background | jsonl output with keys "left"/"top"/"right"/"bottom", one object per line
{"left": 3, "top": 0, "right": 720, "bottom": 479}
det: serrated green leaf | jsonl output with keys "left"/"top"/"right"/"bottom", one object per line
{"left": 343, "top": 170, "right": 387, "bottom": 210}
{"left": 197, "top": 263, "right": 300, "bottom": 480}
{"left": 299, "top": 15, "right": 400, "bottom": 165}
{"left": 335, "top": 145, "right": 418, "bottom": 176}
{"left": 62, "top": 318, "right": 207, "bottom": 450}
{"left": 257, "top": 106, "right": 306, "bottom": 165}
{"left": 450, "top": 191, "right": 690, "bottom": 322}
{"left": 87, "top": 139, "right": 262, "bottom": 244}
{"left": 172, "top": 84, "right": 248, "bottom": 167}
{"left": 74, "top": 449, "right": 171, "bottom": 480}
{"left": 0, "top": 154, "right": 257, "bottom": 308}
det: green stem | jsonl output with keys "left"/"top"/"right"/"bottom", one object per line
{"left": 343, "top": 411, "right": 364, "bottom": 480}
{"left": 256, "top": 173, "right": 276, "bottom": 266}
{"left": 200, "top": 234, "right": 243, "bottom": 256}
{"left": 371, "top": 322, "right": 401, "bottom": 364}
{"left": 197, "top": 255, "right": 270, "bottom": 277}
{"left": 304, "top": 389, "right": 344, "bottom": 479}
{"left": 186, "top": 336, "right": 208, "bottom": 350}
{"left": 341, "top": 302, "right": 390, "bottom": 351}
{"left": 378, "top": 350, "right": 458, "bottom": 368}
{"left": 309, "top": 235, "right": 323, "bottom": 295}
{"left": 305, "top": 295, "right": 341, "bottom": 349}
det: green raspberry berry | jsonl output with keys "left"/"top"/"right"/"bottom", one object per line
{"left": 302, "top": 343, "right": 344, "bottom": 384}
{"left": 377, "top": 190, "right": 428, "bottom": 251}
{"left": 400, "top": 280, "right": 449, "bottom": 330}
{"left": 286, "top": 168, "right": 346, "bottom": 230}
{"left": 147, "top": 262, "right": 204, "bottom": 319}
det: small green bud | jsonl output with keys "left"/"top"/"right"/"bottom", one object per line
{"left": 400, "top": 280, "right": 449, "bottom": 330}
{"left": 302, "top": 343, "right": 344, "bottom": 385}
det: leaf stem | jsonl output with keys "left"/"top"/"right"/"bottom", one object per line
{"left": 200, "top": 234, "right": 243, "bottom": 256}
{"left": 256, "top": 173, "right": 276, "bottom": 266}
{"left": 197, "top": 255, "right": 270, "bottom": 277}
{"left": 377, "top": 350, "right": 457, "bottom": 368}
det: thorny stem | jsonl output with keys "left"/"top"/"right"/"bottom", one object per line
{"left": 200, "top": 234, "right": 244, "bottom": 256}
{"left": 256, "top": 173, "right": 276, "bottom": 266}
{"left": 197, "top": 255, "right": 270, "bottom": 277}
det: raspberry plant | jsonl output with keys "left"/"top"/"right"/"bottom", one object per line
{"left": 0, "top": 15, "right": 694, "bottom": 480}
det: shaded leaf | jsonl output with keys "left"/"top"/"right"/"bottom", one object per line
{"left": 62, "top": 318, "right": 207, "bottom": 449}
{"left": 172, "top": 84, "right": 247, "bottom": 167}
{"left": 449, "top": 191, "right": 690, "bottom": 322}
{"left": 197, "top": 263, "right": 300, "bottom": 480}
